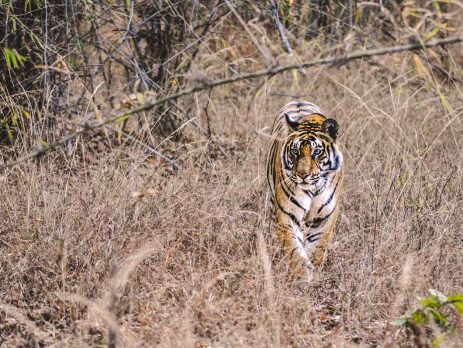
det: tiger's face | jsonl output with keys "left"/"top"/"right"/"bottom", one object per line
{"left": 282, "top": 116, "right": 342, "bottom": 190}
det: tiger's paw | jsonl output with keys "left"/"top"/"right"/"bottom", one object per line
{"left": 291, "top": 261, "right": 314, "bottom": 285}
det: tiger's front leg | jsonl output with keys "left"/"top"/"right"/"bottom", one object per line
{"left": 275, "top": 211, "right": 314, "bottom": 283}
{"left": 304, "top": 208, "right": 340, "bottom": 278}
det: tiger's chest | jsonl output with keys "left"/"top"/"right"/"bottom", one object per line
{"left": 302, "top": 174, "right": 340, "bottom": 222}
{"left": 306, "top": 192, "right": 334, "bottom": 220}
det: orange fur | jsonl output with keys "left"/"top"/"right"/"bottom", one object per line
{"left": 267, "top": 101, "right": 344, "bottom": 283}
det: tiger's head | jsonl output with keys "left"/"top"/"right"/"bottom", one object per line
{"left": 282, "top": 113, "right": 342, "bottom": 190}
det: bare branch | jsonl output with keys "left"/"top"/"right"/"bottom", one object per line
{"left": 1, "top": 35, "right": 462, "bottom": 171}
{"left": 268, "top": 0, "right": 306, "bottom": 76}
{"left": 103, "top": 125, "right": 179, "bottom": 169}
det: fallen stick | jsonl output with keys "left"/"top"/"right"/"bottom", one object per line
{"left": 1, "top": 35, "right": 462, "bottom": 171}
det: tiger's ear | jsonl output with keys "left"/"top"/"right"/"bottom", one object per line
{"left": 321, "top": 118, "right": 339, "bottom": 141}
{"left": 285, "top": 113, "right": 300, "bottom": 131}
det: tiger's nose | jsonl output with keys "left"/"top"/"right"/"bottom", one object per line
{"left": 295, "top": 159, "right": 313, "bottom": 179}
{"left": 295, "top": 171, "right": 311, "bottom": 181}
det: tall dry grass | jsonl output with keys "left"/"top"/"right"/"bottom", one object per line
{"left": 1, "top": 60, "right": 463, "bottom": 346}
{"left": 1, "top": 1, "right": 463, "bottom": 347}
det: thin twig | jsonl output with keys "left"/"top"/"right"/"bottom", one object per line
{"left": 103, "top": 125, "right": 179, "bottom": 169}
{"left": 225, "top": 0, "right": 276, "bottom": 66}
{"left": 268, "top": 0, "right": 306, "bottom": 76}
{"left": 269, "top": 92, "right": 305, "bottom": 98}
{"left": 120, "top": 0, "right": 134, "bottom": 45}
{"left": 1, "top": 35, "right": 462, "bottom": 171}
{"left": 180, "top": 0, "right": 223, "bottom": 77}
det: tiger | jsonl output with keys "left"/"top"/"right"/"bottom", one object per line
{"left": 266, "top": 100, "right": 344, "bottom": 284}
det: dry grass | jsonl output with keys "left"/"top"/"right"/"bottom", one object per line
{"left": 1, "top": 56, "right": 463, "bottom": 347}
{"left": 1, "top": 2, "right": 463, "bottom": 345}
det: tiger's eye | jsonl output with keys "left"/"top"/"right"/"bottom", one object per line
{"left": 290, "top": 147, "right": 298, "bottom": 156}
{"left": 313, "top": 148, "right": 322, "bottom": 157}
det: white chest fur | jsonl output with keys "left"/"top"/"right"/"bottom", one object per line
{"left": 305, "top": 175, "right": 338, "bottom": 221}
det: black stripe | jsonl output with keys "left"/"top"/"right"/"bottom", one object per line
{"left": 302, "top": 189, "right": 313, "bottom": 198}
{"left": 305, "top": 207, "right": 335, "bottom": 228}
{"left": 281, "top": 177, "right": 295, "bottom": 195}
{"left": 325, "top": 145, "right": 340, "bottom": 171}
{"left": 324, "top": 144, "right": 332, "bottom": 168}
{"left": 284, "top": 109, "right": 320, "bottom": 115}
{"left": 281, "top": 180, "right": 305, "bottom": 211}
{"left": 267, "top": 166, "right": 273, "bottom": 189}
{"left": 267, "top": 144, "right": 277, "bottom": 188}
{"left": 270, "top": 143, "right": 277, "bottom": 166}
{"left": 268, "top": 153, "right": 276, "bottom": 187}
{"left": 295, "top": 101, "right": 313, "bottom": 107}
{"left": 314, "top": 132, "right": 332, "bottom": 142}
{"left": 320, "top": 207, "right": 335, "bottom": 223}
{"left": 313, "top": 185, "right": 325, "bottom": 197}
{"left": 291, "top": 232, "right": 304, "bottom": 246}
{"left": 283, "top": 148, "right": 291, "bottom": 170}
{"left": 275, "top": 200, "right": 300, "bottom": 228}
{"left": 317, "top": 179, "right": 339, "bottom": 214}
{"left": 307, "top": 232, "right": 323, "bottom": 243}
{"left": 305, "top": 217, "right": 324, "bottom": 228}
{"left": 290, "top": 247, "right": 298, "bottom": 259}
{"left": 325, "top": 143, "right": 331, "bottom": 154}
{"left": 332, "top": 153, "right": 340, "bottom": 170}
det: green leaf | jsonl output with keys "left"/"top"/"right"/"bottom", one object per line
{"left": 17, "top": 52, "right": 27, "bottom": 63}
{"left": 4, "top": 49, "right": 12, "bottom": 69}
{"left": 452, "top": 302, "right": 463, "bottom": 316}
{"left": 29, "top": 31, "right": 41, "bottom": 45}
{"left": 421, "top": 296, "right": 440, "bottom": 309}
{"left": 4, "top": 124, "right": 14, "bottom": 142}
{"left": 410, "top": 310, "right": 427, "bottom": 325}
{"left": 3, "top": 48, "right": 26, "bottom": 70}
{"left": 446, "top": 295, "right": 463, "bottom": 303}
{"left": 432, "top": 0, "right": 442, "bottom": 18}
{"left": 423, "top": 27, "right": 440, "bottom": 41}
{"left": 114, "top": 115, "right": 129, "bottom": 123}
{"left": 428, "top": 308, "right": 449, "bottom": 328}
{"left": 10, "top": 14, "right": 17, "bottom": 32}
{"left": 10, "top": 51, "right": 18, "bottom": 68}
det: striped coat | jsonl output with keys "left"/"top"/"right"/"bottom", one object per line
{"left": 266, "top": 101, "right": 344, "bottom": 283}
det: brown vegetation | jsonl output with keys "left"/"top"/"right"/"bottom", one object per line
{"left": 1, "top": 1, "right": 463, "bottom": 347}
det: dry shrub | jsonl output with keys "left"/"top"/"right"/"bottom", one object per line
{"left": 2, "top": 58, "right": 463, "bottom": 346}
{"left": 1, "top": 1, "right": 463, "bottom": 347}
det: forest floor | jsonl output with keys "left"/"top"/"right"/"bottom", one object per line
{"left": 1, "top": 55, "right": 463, "bottom": 347}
